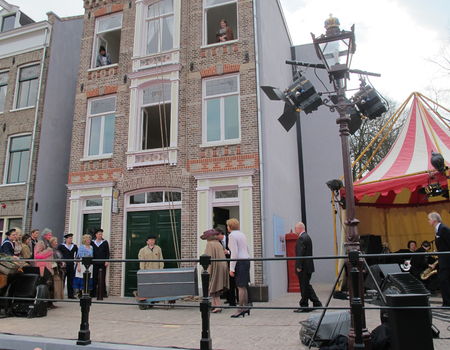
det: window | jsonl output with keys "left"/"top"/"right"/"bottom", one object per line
{"left": 1, "top": 14, "right": 15, "bottom": 32}
{"left": 16, "top": 65, "right": 39, "bottom": 109}
{"left": 141, "top": 83, "right": 171, "bottom": 150}
{"left": 6, "top": 134, "right": 31, "bottom": 184}
{"left": 86, "top": 97, "right": 115, "bottom": 157}
{"left": 215, "top": 190, "right": 238, "bottom": 199}
{"left": 93, "top": 14, "right": 122, "bottom": 68}
{"left": 0, "top": 218, "right": 22, "bottom": 238}
{"left": 86, "top": 198, "right": 102, "bottom": 207}
{"left": 203, "top": 75, "right": 239, "bottom": 143}
{"left": 0, "top": 71, "right": 8, "bottom": 113}
{"left": 204, "top": 0, "right": 237, "bottom": 45}
{"left": 146, "top": 0, "right": 174, "bottom": 55}
{"left": 129, "top": 190, "right": 181, "bottom": 205}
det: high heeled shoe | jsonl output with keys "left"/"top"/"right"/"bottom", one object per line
{"left": 212, "top": 308, "right": 222, "bottom": 313}
{"left": 230, "top": 309, "right": 247, "bottom": 318}
{"left": 244, "top": 309, "right": 250, "bottom": 316}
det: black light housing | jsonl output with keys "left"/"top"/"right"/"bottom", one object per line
{"left": 352, "top": 85, "right": 387, "bottom": 120}
{"left": 260, "top": 72, "right": 323, "bottom": 132}
{"left": 431, "top": 150, "right": 445, "bottom": 172}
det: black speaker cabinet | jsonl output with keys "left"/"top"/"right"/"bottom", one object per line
{"left": 360, "top": 235, "right": 383, "bottom": 254}
{"left": 364, "top": 264, "right": 402, "bottom": 290}
{"left": 387, "top": 294, "right": 433, "bottom": 350}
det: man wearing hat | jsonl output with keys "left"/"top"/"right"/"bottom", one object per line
{"left": 138, "top": 235, "right": 164, "bottom": 270}
{"left": 58, "top": 233, "right": 78, "bottom": 299}
{"left": 1, "top": 228, "right": 17, "bottom": 256}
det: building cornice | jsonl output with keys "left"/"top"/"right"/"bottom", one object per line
{"left": 193, "top": 169, "right": 256, "bottom": 180}
{"left": 66, "top": 181, "right": 116, "bottom": 191}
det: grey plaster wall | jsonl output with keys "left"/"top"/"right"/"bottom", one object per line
{"left": 32, "top": 16, "right": 83, "bottom": 240}
{"left": 293, "top": 43, "right": 343, "bottom": 283}
{"left": 255, "top": 1, "right": 301, "bottom": 300}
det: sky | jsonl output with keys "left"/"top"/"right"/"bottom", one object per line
{"left": 6, "top": 0, "right": 450, "bottom": 106}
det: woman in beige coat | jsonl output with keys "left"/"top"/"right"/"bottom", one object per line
{"left": 201, "top": 229, "right": 229, "bottom": 313}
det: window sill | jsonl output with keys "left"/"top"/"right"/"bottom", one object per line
{"left": 0, "top": 182, "right": 26, "bottom": 187}
{"left": 199, "top": 140, "right": 241, "bottom": 148}
{"left": 88, "top": 63, "right": 119, "bottom": 72}
{"left": 132, "top": 48, "right": 180, "bottom": 61}
{"left": 9, "top": 106, "right": 35, "bottom": 112}
{"left": 80, "top": 154, "right": 113, "bottom": 162}
{"left": 201, "top": 39, "right": 238, "bottom": 50}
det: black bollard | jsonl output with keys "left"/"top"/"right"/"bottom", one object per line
{"left": 348, "top": 250, "right": 365, "bottom": 349}
{"left": 97, "top": 268, "right": 103, "bottom": 301}
{"left": 199, "top": 254, "right": 212, "bottom": 350}
{"left": 77, "top": 256, "right": 92, "bottom": 346}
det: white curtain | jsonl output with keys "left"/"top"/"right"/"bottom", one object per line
{"left": 97, "top": 14, "right": 122, "bottom": 33}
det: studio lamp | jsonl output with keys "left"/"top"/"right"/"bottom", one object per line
{"left": 431, "top": 150, "right": 445, "bottom": 172}
{"left": 260, "top": 71, "right": 323, "bottom": 132}
{"left": 351, "top": 84, "right": 387, "bottom": 120}
{"left": 311, "top": 14, "right": 356, "bottom": 88}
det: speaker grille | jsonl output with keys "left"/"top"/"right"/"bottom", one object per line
{"left": 382, "top": 273, "right": 429, "bottom": 295}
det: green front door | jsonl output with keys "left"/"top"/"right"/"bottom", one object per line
{"left": 124, "top": 209, "right": 181, "bottom": 297}
{"left": 83, "top": 213, "right": 102, "bottom": 238}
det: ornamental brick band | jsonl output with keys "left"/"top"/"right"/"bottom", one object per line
{"left": 187, "top": 154, "right": 259, "bottom": 173}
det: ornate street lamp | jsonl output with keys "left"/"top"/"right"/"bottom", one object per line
{"left": 312, "top": 15, "right": 369, "bottom": 350}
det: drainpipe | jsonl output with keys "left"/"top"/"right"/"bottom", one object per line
{"left": 23, "top": 27, "right": 49, "bottom": 232}
{"left": 252, "top": 0, "right": 266, "bottom": 284}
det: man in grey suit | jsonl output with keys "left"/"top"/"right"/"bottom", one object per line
{"left": 294, "top": 222, "right": 322, "bottom": 313}
{"left": 428, "top": 212, "right": 450, "bottom": 306}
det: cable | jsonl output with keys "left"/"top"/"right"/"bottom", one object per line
{"left": 314, "top": 67, "right": 332, "bottom": 98}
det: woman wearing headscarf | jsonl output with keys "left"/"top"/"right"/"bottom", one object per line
{"left": 34, "top": 228, "right": 54, "bottom": 276}
{"left": 201, "top": 229, "right": 229, "bottom": 313}
{"left": 73, "top": 234, "right": 94, "bottom": 298}
{"left": 227, "top": 218, "right": 251, "bottom": 318}
{"left": 49, "top": 237, "right": 65, "bottom": 300}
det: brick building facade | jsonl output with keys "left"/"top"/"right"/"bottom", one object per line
{"left": 67, "top": 0, "right": 307, "bottom": 299}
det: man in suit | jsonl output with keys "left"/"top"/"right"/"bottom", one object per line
{"left": 91, "top": 228, "right": 110, "bottom": 298}
{"left": 216, "top": 227, "right": 237, "bottom": 306}
{"left": 58, "top": 233, "right": 78, "bottom": 299}
{"left": 428, "top": 212, "right": 450, "bottom": 306}
{"left": 294, "top": 222, "right": 322, "bottom": 313}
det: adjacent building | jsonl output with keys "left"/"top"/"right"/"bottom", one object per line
{"left": 66, "top": 0, "right": 342, "bottom": 299}
{"left": 0, "top": 0, "right": 83, "bottom": 238}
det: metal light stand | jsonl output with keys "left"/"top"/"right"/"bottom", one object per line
{"left": 77, "top": 256, "right": 92, "bottom": 346}
{"left": 349, "top": 250, "right": 365, "bottom": 349}
{"left": 199, "top": 254, "right": 212, "bottom": 350}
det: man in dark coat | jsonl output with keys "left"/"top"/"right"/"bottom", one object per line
{"left": 294, "top": 222, "right": 322, "bottom": 313}
{"left": 429, "top": 212, "right": 450, "bottom": 306}
{"left": 58, "top": 233, "right": 78, "bottom": 299}
{"left": 91, "top": 228, "right": 110, "bottom": 297}
{"left": 216, "top": 227, "right": 237, "bottom": 306}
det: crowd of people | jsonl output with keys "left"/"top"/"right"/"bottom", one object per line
{"left": 0, "top": 227, "right": 110, "bottom": 308}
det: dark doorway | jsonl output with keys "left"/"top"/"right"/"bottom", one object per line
{"left": 124, "top": 209, "right": 181, "bottom": 297}
{"left": 82, "top": 213, "right": 102, "bottom": 239}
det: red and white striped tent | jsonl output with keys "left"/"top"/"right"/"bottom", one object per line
{"left": 344, "top": 93, "right": 450, "bottom": 251}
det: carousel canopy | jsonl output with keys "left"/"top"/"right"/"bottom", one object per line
{"left": 351, "top": 93, "right": 450, "bottom": 207}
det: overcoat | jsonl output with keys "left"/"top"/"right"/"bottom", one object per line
{"left": 204, "top": 240, "right": 229, "bottom": 294}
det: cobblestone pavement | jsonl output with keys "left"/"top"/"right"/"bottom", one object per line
{"left": 1, "top": 283, "right": 449, "bottom": 350}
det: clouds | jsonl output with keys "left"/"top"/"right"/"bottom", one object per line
{"left": 11, "top": 0, "right": 84, "bottom": 21}
{"left": 279, "top": 0, "right": 449, "bottom": 103}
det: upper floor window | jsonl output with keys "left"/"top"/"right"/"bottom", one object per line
{"left": 204, "top": 0, "right": 237, "bottom": 45}
{"left": 93, "top": 14, "right": 122, "bottom": 68}
{"left": 16, "top": 65, "right": 39, "bottom": 109}
{"left": 0, "top": 71, "right": 8, "bottom": 113}
{"left": 129, "top": 190, "right": 181, "bottom": 205}
{"left": 146, "top": 0, "right": 174, "bottom": 55}
{"left": 141, "top": 83, "right": 171, "bottom": 150}
{"left": 203, "top": 75, "right": 240, "bottom": 144}
{"left": 6, "top": 134, "right": 31, "bottom": 184}
{"left": 1, "top": 14, "right": 15, "bottom": 32}
{"left": 86, "top": 96, "right": 116, "bottom": 157}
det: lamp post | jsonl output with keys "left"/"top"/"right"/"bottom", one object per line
{"left": 311, "top": 15, "right": 370, "bottom": 350}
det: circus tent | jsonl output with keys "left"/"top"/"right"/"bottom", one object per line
{"left": 342, "top": 93, "right": 450, "bottom": 252}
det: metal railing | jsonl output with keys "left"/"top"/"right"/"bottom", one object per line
{"left": 1, "top": 250, "right": 449, "bottom": 349}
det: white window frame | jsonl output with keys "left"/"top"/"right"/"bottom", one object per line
{"left": 202, "top": 74, "right": 240, "bottom": 146}
{"left": 0, "top": 217, "right": 23, "bottom": 237}
{"left": 91, "top": 13, "right": 123, "bottom": 68}
{"left": 13, "top": 63, "right": 40, "bottom": 110}
{"left": 3, "top": 133, "right": 31, "bottom": 185}
{"left": 84, "top": 96, "right": 116, "bottom": 159}
{"left": 0, "top": 69, "right": 9, "bottom": 113}
{"left": 140, "top": 82, "right": 172, "bottom": 151}
{"left": 203, "top": 0, "right": 238, "bottom": 47}
{"left": 144, "top": 0, "right": 175, "bottom": 55}
{"left": 126, "top": 188, "right": 182, "bottom": 212}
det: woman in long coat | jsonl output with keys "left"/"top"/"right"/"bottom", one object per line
{"left": 201, "top": 229, "right": 229, "bottom": 313}
{"left": 34, "top": 228, "right": 54, "bottom": 276}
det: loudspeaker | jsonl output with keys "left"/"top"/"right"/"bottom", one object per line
{"left": 381, "top": 273, "right": 429, "bottom": 295}
{"left": 360, "top": 235, "right": 383, "bottom": 254}
{"left": 364, "top": 264, "right": 402, "bottom": 290}
{"left": 387, "top": 294, "right": 433, "bottom": 350}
